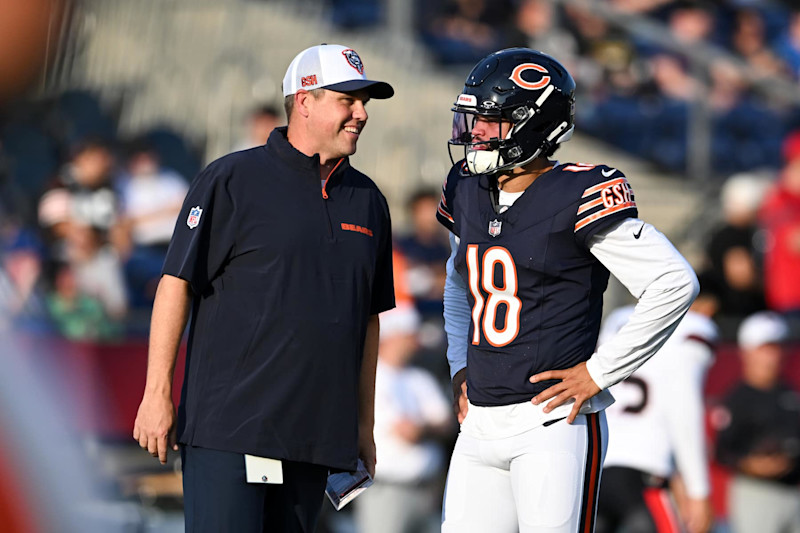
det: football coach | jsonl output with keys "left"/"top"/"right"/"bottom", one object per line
{"left": 133, "top": 44, "right": 395, "bottom": 532}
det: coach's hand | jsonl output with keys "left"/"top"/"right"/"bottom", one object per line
{"left": 451, "top": 368, "right": 469, "bottom": 424}
{"left": 133, "top": 393, "right": 178, "bottom": 464}
{"left": 358, "top": 430, "right": 377, "bottom": 479}
{"left": 529, "top": 362, "right": 601, "bottom": 424}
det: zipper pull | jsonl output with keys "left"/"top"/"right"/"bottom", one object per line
{"left": 322, "top": 158, "right": 344, "bottom": 200}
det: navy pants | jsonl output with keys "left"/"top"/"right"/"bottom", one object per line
{"left": 182, "top": 446, "right": 329, "bottom": 533}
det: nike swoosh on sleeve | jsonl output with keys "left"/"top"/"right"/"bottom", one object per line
{"left": 601, "top": 168, "right": 616, "bottom": 177}
{"left": 633, "top": 223, "right": 644, "bottom": 238}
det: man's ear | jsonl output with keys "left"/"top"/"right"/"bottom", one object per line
{"left": 294, "top": 90, "right": 311, "bottom": 119}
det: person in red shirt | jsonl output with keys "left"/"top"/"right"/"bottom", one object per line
{"left": 759, "top": 131, "right": 800, "bottom": 315}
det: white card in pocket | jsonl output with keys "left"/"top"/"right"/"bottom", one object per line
{"left": 244, "top": 454, "right": 284, "bottom": 484}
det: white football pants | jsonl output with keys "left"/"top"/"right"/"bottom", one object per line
{"left": 442, "top": 411, "right": 607, "bottom": 533}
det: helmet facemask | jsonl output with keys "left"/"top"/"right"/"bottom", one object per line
{"left": 449, "top": 109, "right": 511, "bottom": 175}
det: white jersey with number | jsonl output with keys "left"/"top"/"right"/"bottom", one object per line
{"left": 599, "top": 306, "right": 716, "bottom": 498}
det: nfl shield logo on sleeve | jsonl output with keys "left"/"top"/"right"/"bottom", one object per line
{"left": 488, "top": 219, "right": 502, "bottom": 237}
{"left": 187, "top": 206, "right": 203, "bottom": 229}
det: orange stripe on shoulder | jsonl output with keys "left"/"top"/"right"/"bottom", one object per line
{"left": 577, "top": 197, "right": 604, "bottom": 215}
{"left": 574, "top": 201, "right": 636, "bottom": 232}
{"left": 582, "top": 177, "right": 627, "bottom": 198}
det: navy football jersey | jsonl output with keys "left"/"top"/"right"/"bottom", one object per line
{"left": 437, "top": 162, "right": 638, "bottom": 406}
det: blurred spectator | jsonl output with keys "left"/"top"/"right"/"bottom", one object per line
{"left": 759, "top": 131, "right": 800, "bottom": 316}
{"left": 508, "top": 0, "right": 578, "bottom": 65}
{"left": 775, "top": 11, "right": 800, "bottom": 80}
{"left": 562, "top": 2, "right": 629, "bottom": 72}
{"left": 596, "top": 277, "right": 719, "bottom": 533}
{"left": 421, "top": 0, "right": 514, "bottom": 65}
{"left": 649, "top": 52, "right": 696, "bottom": 102}
{"left": 37, "top": 138, "right": 128, "bottom": 319}
{"left": 708, "top": 59, "right": 748, "bottom": 114}
{"left": 0, "top": 214, "right": 47, "bottom": 333}
{"left": 395, "top": 189, "right": 450, "bottom": 319}
{"left": 45, "top": 262, "right": 119, "bottom": 342}
{"left": 667, "top": 1, "right": 717, "bottom": 46}
{"left": 354, "top": 304, "right": 453, "bottom": 533}
{"left": 704, "top": 172, "right": 770, "bottom": 337}
{"left": 708, "top": 59, "right": 785, "bottom": 174}
{"left": 730, "top": 8, "right": 787, "bottom": 79}
{"left": 233, "top": 104, "right": 283, "bottom": 152}
{"left": 0, "top": 247, "right": 45, "bottom": 330}
{"left": 118, "top": 138, "right": 188, "bottom": 307}
{"left": 711, "top": 312, "right": 800, "bottom": 533}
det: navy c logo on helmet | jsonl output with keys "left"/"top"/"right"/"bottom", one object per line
{"left": 509, "top": 63, "right": 550, "bottom": 91}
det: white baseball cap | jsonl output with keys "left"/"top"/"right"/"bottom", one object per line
{"left": 738, "top": 311, "right": 789, "bottom": 349}
{"left": 282, "top": 44, "right": 394, "bottom": 99}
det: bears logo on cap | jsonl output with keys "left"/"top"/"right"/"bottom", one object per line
{"left": 342, "top": 49, "right": 364, "bottom": 74}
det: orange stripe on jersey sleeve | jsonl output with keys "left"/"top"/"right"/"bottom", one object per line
{"left": 581, "top": 177, "right": 626, "bottom": 198}
{"left": 437, "top": 203, "right": 454, "bottom": 223}
{"left": 577, "top": 197, "right": 604, "bottom": 215}
{"left": 574, "top": 201, "right": 636, "bottom": 232}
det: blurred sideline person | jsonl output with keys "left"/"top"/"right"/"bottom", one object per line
{"left": 395, "top": 188, "right": 451, "bottom": 318}
{"left": 437, "top": 48, "right": 698, "bottom": 533}
{"left": 37, "top": 139, "right": 129, "bottom": 319}
{"left": 355, "top": 304, "right": 453, "bottom": 533}
{"left": 233, "top": 104, "right": 283, "bottom": 152}
{"left": 118, "top": 138, "right": 189, "bottom": 307}
{"left": 133, "top": 44, "right": 395, "bottom": 533}
{"left": 595, "top": 276, "right": 721, "bottom": 533}
{"left": 760, "top": 132, "right": 800, "bottom": 317}
{"left": 712, "top": 312, "right": 800, "bottom": 533}
{"left": 703, "top": 172, "right": 769, "bottom": 337}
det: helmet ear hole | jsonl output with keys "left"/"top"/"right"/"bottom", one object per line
{"left": 511, "top": 107, "right": 529, "bottom": 121}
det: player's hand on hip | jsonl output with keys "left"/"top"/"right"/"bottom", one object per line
{"left": 529, "top": 362, "right": 601, "bottom": 424}
{"left": 132, "top": 393, "right": 178, "bottom": 464}
{"left": 451, "top": 368, "right": 469, "bottom": 424}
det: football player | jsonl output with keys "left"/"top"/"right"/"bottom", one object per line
{"left": 437, "top": 48, "right": 699, "bottom": 532}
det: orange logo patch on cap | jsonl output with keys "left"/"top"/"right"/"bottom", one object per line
{"left": 301, "top": 74, "right": 318, "bottom": 87}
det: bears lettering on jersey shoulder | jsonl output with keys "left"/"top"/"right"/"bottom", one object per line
{"left": 567, "top": 163, "right": 637, "bottom": 233}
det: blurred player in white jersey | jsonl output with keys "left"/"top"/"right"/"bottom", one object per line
{"left": 595, "top": 277, "right": 720, "bottom": 533}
